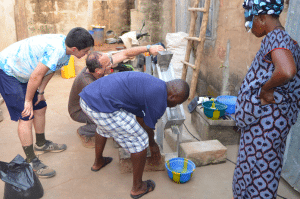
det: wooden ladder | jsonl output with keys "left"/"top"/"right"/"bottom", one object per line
{"left": 181, "top": 0, "right": 211, "bottom": 101}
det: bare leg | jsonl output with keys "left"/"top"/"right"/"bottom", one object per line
{"left": 33, "top": 107, "right": 46, "bottom": 134}
{"left": 18, "top": 119, "right": 34, "bottom": 146}
{"left": 92, "top": 133, "right": 108, "bottom": 170}
{"left": 130, "top": 148, "right": 150, "bottom": 196}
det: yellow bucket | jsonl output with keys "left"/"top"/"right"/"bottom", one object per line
{"left": 61, "top": 55, "right": 76, "bottom": 79}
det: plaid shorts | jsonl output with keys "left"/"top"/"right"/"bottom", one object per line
{"left": 80, "top": 98, "right": 149, "bottom": 153}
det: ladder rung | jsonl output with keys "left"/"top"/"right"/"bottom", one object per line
{"left": 185, "top": 37, "right": 201, "bottom": 42}
{"left": 188, "top": 8, "right": 206, "bottom": 12}
{"left": 181, "top": 61, "right": 196, "bottom": 70}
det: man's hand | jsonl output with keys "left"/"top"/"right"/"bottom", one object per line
{"left": 35, "top": 94, "right": 46, "bottom": 106}
{"left": 149, "top": 142, "right": 162, "bottom": 166}
{"left": 22, "top": 101, "right": 34, "bottom": 119}
{"left": 149, "top": 45, "right": 165, "bottom": 56}
{"left": 259, "top": 88, "right": 275, "bottom": 105}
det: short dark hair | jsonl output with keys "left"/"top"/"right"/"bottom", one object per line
{"left": 86, "top": 52, "right": 103, "bottom": 72}
{"left": 166, "top": 79, "right": 190, "bottom": 100}
{"left": 65, "top": 27, "right": 94, "bottom": 50}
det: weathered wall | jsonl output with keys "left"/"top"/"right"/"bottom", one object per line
{"left": 18, "top": 0, "right": 134, "bottom": 38}
{"left": 0, "top": 0, "right": 17, "bottom": 51}
{"left": 93, "top": 0, "right": 135, "bottom": 37}
{"left": 25, "top": 0, "right": 90, "bottom": 37}
{"left": 134, "top": 0, "right": 173, "bottom": 45}
{"left": 191, "top": 0, "right": 289, "bottom": 97}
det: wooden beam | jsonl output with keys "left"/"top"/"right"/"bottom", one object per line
{"left": 181, "top": 0, "right": 201, "bottom": 81}
{"left": 189, "top": 0, "right": 211, "bottom": 101}
{"left": 188, "top": 8, "right": 206, "bottom": 12}
{"left": 185, "top": 36, "right": 201, "bottom": 42}
{"left": 181, "top": 61, "right": 196, "bottom": 70}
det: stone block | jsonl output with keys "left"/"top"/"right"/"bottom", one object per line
{"left": 164, "top": 128, "right": 195, "bottom": 152}
{"left": 191, "top": 106, "right": 240, "bottom": 145}
{"left": 118, "top": 147, "right": 165, "bottom": 174}
{"left": 179, "top": 140, "right": 227, "bottom": 167}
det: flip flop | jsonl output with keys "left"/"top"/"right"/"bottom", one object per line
{"left": 91, "top": 157, "right": 113, "bottom": 172}
{"left": 130, "top": 180, "right": 156, "bottom": 199}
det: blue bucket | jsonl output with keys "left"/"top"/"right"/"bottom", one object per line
{"left": 165, "top": 158, "right": 196, "bottom": 184}
{"left": 88, "top": 30, "right": 94, "bottom": 36}
{"left": 92, "top": 27, "right": 105, "bottom": 46}
{"left": 216, "top": 95, "right": 237, "bottom": 114}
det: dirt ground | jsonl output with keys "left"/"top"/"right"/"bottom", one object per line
{"left": 0, "top": 51, "right": 300, "bottom": 198}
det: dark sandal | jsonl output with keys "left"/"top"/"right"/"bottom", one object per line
{"left": 91, "top": 157, "right": 113, "bottom": 172}
{"left": 130, "top": 180, "right": 156, "bottom": 199}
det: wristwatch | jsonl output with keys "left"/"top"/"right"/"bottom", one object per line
{"left": 146, "top": 45, "right": 151, "bottom": 53}
{"left": 37, "top": 90, "right": 44, "bottom": 95}
{"left": 107, "top": 53, "right": 113, "bottom": 64}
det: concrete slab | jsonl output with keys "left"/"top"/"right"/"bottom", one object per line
{"left": 191, "top": 106, "right": 240, "bottom": 145}
{"left": 164, "top": 128, "right": 195, "bottom": 152}
{"left": 118, "top": 147, "right": 165, "bottom": 174}
{"left": 179, "top": 140, "right": 227, "bottom": 167}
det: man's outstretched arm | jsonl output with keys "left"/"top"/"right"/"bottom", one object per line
{"left": 112, "top": 45, "right": 164, "bottom": 65}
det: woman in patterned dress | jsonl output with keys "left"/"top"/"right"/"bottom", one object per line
{"left": 233, "top": 0, "right": 300, "bottom": 198}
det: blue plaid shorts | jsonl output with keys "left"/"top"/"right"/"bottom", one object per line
{"left": 80, "top": 98, "right": 149, "bottom": 153}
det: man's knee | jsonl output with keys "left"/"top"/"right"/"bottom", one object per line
{"left": 33, "top": 106, "right": 47, "bottom": 116}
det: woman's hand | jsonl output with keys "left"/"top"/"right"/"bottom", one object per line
{"left": 259, "top": 88, "right": 275, "bottom": 105}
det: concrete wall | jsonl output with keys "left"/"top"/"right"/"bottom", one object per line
{"left": 0, "top": 0, "right": 17, "bottom": 51}
{"left": 93, "top": 0, "right": 135, "bottom": 37}
{"left": 25, "top": 0, "right": 90, "bottom": 37}
{"left": 10, "top": 0, "right": 135, "bottom": 39}
{"left": 180, "top": 0, "right": 289, "bottom": 97}
{"left": 285, "top": 0, "right": 300, "bottom": 43}
{"left": 134, "top": 0, "right": 173, "bottom": 45}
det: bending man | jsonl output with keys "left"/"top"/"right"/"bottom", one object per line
{"left": 79, "top": 71, "right": 189, "bottom": 198}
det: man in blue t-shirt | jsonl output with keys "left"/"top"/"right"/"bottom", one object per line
{"left": 68, "top": 45, "right": 164, "bottom": 148}
{"left": 0, "top": 27, "right": 94, "bottom": 178}
{"left": 79, "top": 71, "right": 189, "bottom": 198}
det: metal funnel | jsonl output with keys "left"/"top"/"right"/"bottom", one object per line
{"left": 157, "top": 51, "right": 173, "bottom": 71}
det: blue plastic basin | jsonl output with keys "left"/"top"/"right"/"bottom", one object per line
{"left": 216, "top": 95, "right": 237, "bottom": 114}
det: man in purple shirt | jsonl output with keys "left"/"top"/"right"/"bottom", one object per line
{"left": 79, "top": 70, "right": 189, "bottom": 198}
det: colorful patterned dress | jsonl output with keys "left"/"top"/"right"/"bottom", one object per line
{"left": 233, "top": 29, "right": 300, "bottom": 198}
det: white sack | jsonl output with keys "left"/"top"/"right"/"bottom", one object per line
{"left": 166, "top": 32, "right": 189, "bottom": 79}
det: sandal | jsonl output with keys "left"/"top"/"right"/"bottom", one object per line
{"left": 91, "top": 157, "right": 113, "bottom": 172}
{"left": 130, "top": 180, "right": 156, "bottom": 199}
